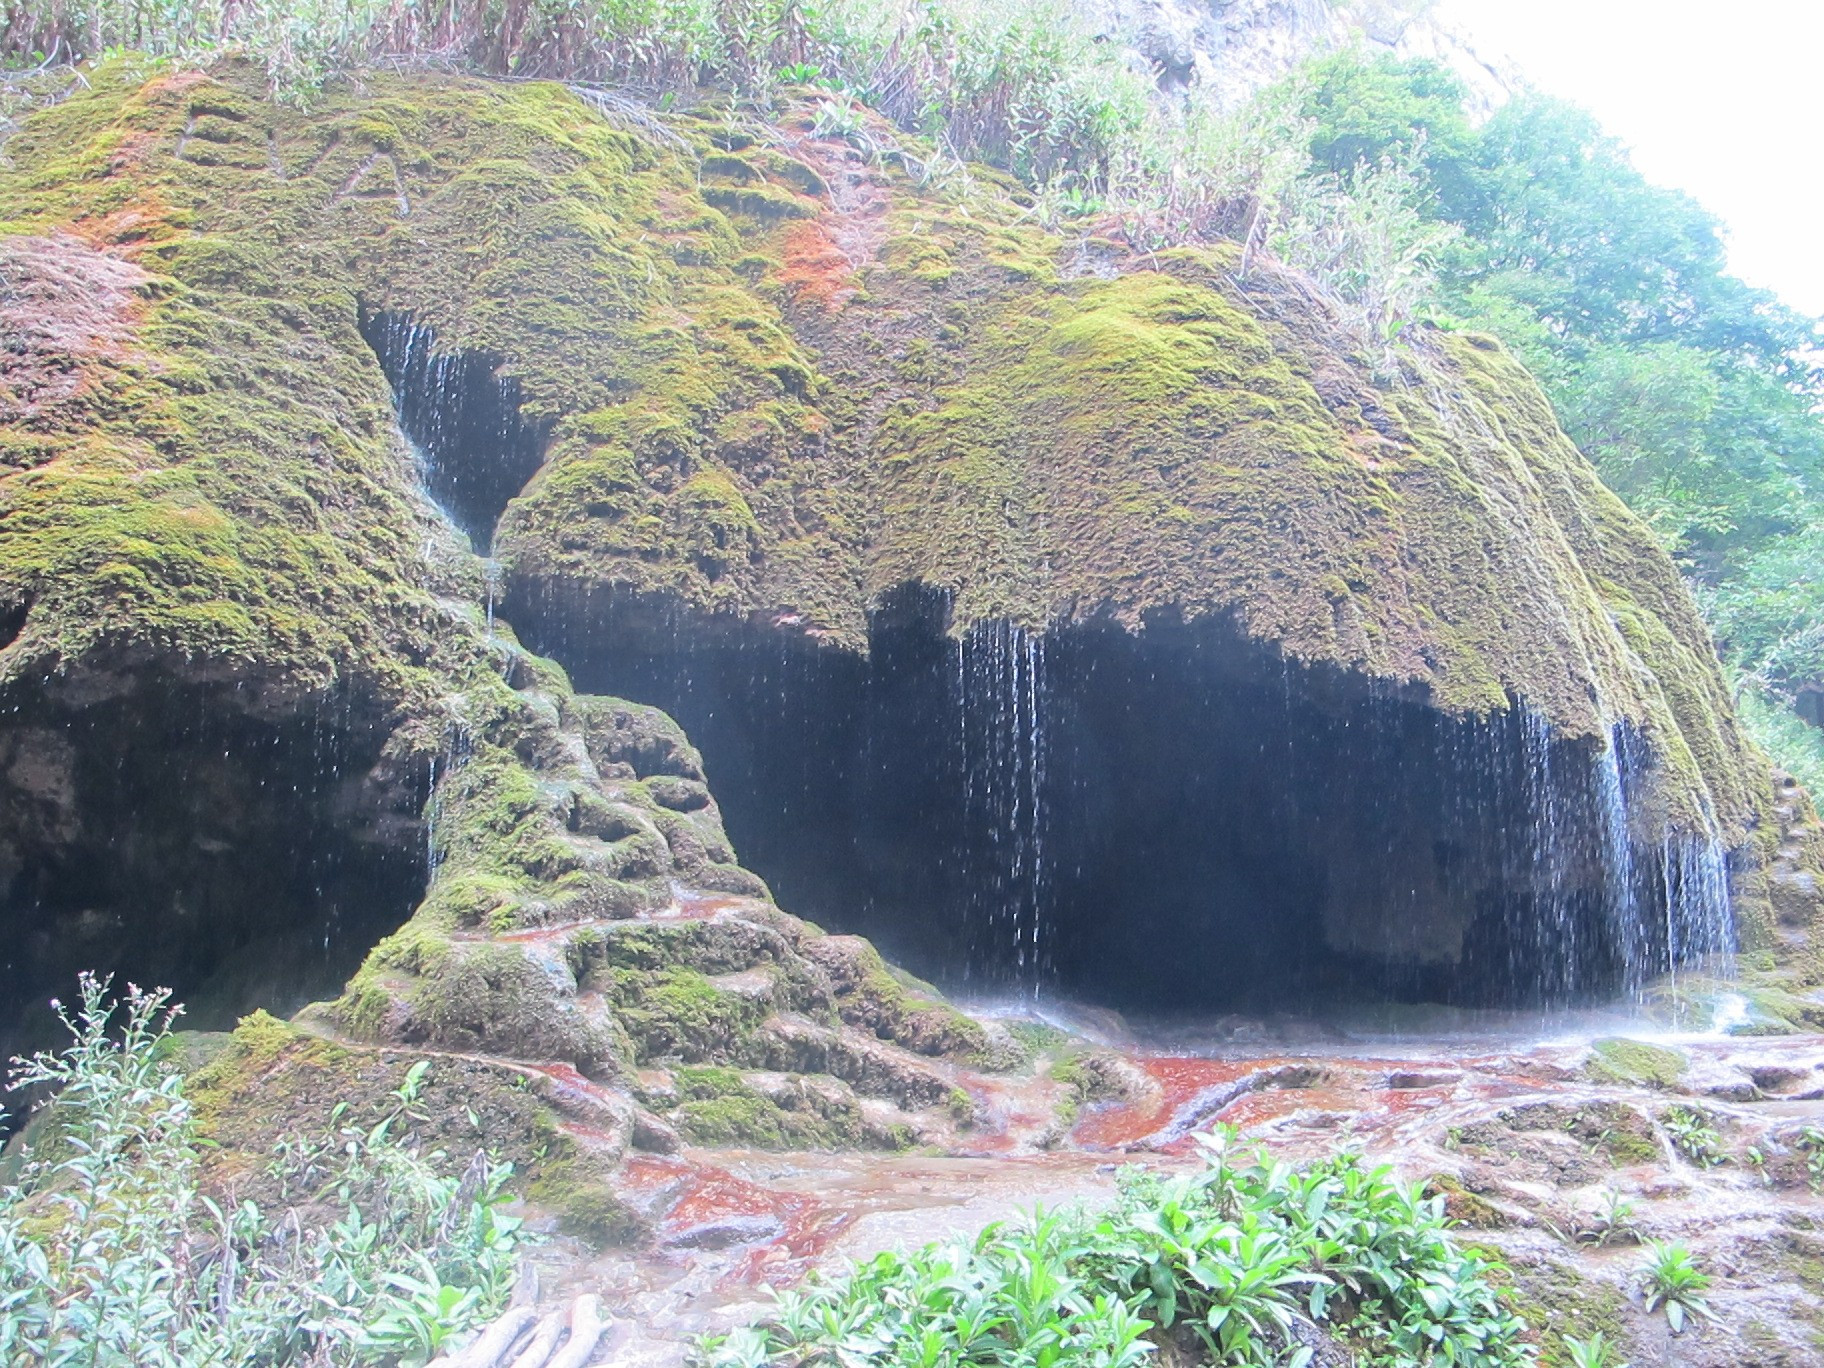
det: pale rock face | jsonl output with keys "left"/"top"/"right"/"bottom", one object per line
{"left": 1077, "top": 0, "right": 1519, "bottom": 114}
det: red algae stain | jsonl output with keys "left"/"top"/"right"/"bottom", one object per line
{"left": 664, "top": 890, "right": 758, "bottom": 921}
{"left": 617, "top": 1156, "right": 856, "bottom": 1287}
{"left": 1073, "top": 1057, "right": 1265, "bottom": 1149}
{"left": 1366, "top": 1085, "right": 1455, "bottom": 1118}
{"left": 777, "top": 219, "right": 857, "bottom": 311}
{"left": 0, "top": 232, "right": 152, "bottom": 427}
{"left": 619, "top": 1154, "right": 696, "bottom": 1191}
{"left": 949, "top": 1073, "right": 1061, "bottom": 1157}
{"left": 1218, "top": 1086, "right": 1351, "bottom": 1132}
{"left": 496, "top": 920, "right": 591, "bottom": 943}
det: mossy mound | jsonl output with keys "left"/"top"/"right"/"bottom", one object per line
{"left": 186, "top": 1010, "right": 556, "bottom": 1196}
{"left": 0, "top": 60, "right": 1765, "bottom": 838}
{"left": 1585, "top": 1037, "right": 1690, "bottom": 1090}
{"left": 321, "top": 641, "right": 982, "bottom": 1160}
{"left": 1422, "top": 1172, "right": 1508, "bottom": 1229}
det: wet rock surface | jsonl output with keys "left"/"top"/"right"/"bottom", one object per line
{"left": 485, "top": 1022, "right": 1824, "bottom": 1367}
{"left": 6, "top": 56, "right": 1824, "bottom": 1368}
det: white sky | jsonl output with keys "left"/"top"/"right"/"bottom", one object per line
{"left": 1440, "top": 0, "right": 1824, "bottom": 317}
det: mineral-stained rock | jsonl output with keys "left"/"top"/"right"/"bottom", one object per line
{"left": 0, "top": 62, "right": 1782, "bottom": 832}
{"left": 1, "top": 60, "right": 1821, "bottom": 1203}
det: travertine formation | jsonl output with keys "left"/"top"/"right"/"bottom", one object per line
{"left": 0, "top": 61, "right": 1817, "bottom": 1166}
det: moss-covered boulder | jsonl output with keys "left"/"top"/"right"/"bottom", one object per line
{"left": 0, "top": 62, "right": 1776, "bottom": 840}
{"left": 1585, "top": 1038, "right": 1690, "bottom": 1090}
{"left": 1, "top": 58, "right": 1818, "bottom": 1174}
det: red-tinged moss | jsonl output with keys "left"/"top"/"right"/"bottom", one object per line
{"left": 2, "top": 60, "right": 1806, "bottom": 1126}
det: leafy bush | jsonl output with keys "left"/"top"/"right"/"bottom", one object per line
{"left": 1661, "top": 1107, "right": 1725, "bottom": 1169}
{"left": 0, "top": 974, "right": 528, "bottom": 1367}
{"left": 699, "top": 1127, "right": 1536, "bottom": 1368}
{"left": 1558, "top": 1331, "right": 1626, "bottom": 1368}
{"left": 1637, "top": 1242, "right": 1715, "bottom": 1336}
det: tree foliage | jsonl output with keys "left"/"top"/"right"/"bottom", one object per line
{"left": 1294, "top": 53, "right": 1824, "bottom": 766}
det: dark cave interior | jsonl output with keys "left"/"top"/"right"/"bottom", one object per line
{"left": 517, "top": 586, "right": 1722, "bottom": 1016}
{"left": 0, "top": 682, "right": 425, "bottom": 1083}
{"left": 358, "top": 308, "right": 551, "bottom": 550}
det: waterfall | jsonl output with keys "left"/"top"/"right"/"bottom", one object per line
{"left": 1660, "top": 829, "right": 1736, "bottom": 971}
{"left": 1594, "top": 722, "right": 1648, "bottom": 991}
{"left": 1519, "top": 706, "right": 1577, "bottom": 998}
{"left": 359, "top": 310, "right": 548, "bottom": 550}
{"left": 483, "top": 558, "right": 503, "bottom": 642}
{"left": 957, "top": 620, "right": 1050, "bottom": 996}
{"left": 538, "top": 589, "right": 1744, "bottom": 1013}
{"left": 1516, "top": 708, "right": 1735, "bottom": 1001}
{"left": 373, "top": 313, "right": 457, "bottom": 482}
{"left": 942, "top": 633, "right": 1739, "bottom": 1006}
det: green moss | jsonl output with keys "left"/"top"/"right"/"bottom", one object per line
{"left": 1423, "top": 1173, "right": 1506, "bottom": 1229}
{"left": 1483, "top": 1252, "right": 1637, "bottom": 1364}
{"left": 1047, "top": 1049, "right": 1135, "bottom": 1131}
{"left": 1585, "top": 1038, "right": 1689, "bottom": 1090}
{"left": 662, "top": 1064, "right": 867, "bottom": 1148}
{"left": 609, "top": 967, "right": 767, "bottom": 1063}
{"left": 672, "top": 1064, "right": 749, "bottom": 1100}
{"left": 1049, "top": 1054, "right": 1088, "bottom": 1093}
{"left": 527, "top": 1146, "right": 645, "bottom": 1246}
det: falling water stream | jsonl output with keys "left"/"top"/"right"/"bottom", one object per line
{"left": 957, "top": 621, "right": 1050, "bottom": 996}
{"left": 367, "top": 319, "right": 1743, "bottom": 1026}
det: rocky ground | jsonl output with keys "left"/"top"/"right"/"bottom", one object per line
{"left": 473, "top": 1008, "right": 1824, "bottom": 1367}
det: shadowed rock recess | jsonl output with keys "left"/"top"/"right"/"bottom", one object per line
{"left": 1, "top": 65, "right": 1819, "bottom": 1152}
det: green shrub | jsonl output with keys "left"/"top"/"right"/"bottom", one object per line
{"left": 1638, "top": 1242, "right": 1716, "bottom": 1336}
{"left": 0, "top": 974, "right": 529, "bottom": 1367}
{"left": 1558, "top": 1331, "right": 1625, "bottom": 1368}
{"left": 698, "top": 1127, "right": 1540, "bottom": 1367}
{"left": 1661, "top": 1106, "right": 1725, "bottom": 1168}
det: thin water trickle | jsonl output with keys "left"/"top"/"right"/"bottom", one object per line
{"left": 1595, "top": 721, "right": 1647, "bottom": 993}
{"left": 483, "top": 559, "right": 503, "bottom": 642}
{"left": 957, "top": 621, "right": 1051, "bottom": 998}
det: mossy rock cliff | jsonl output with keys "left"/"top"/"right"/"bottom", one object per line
{"left": 0, "top": 62, "right": 1772, "bottom": 833}
{"left": 1, "top": 58, "right": 1818, "bottom": 1162}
